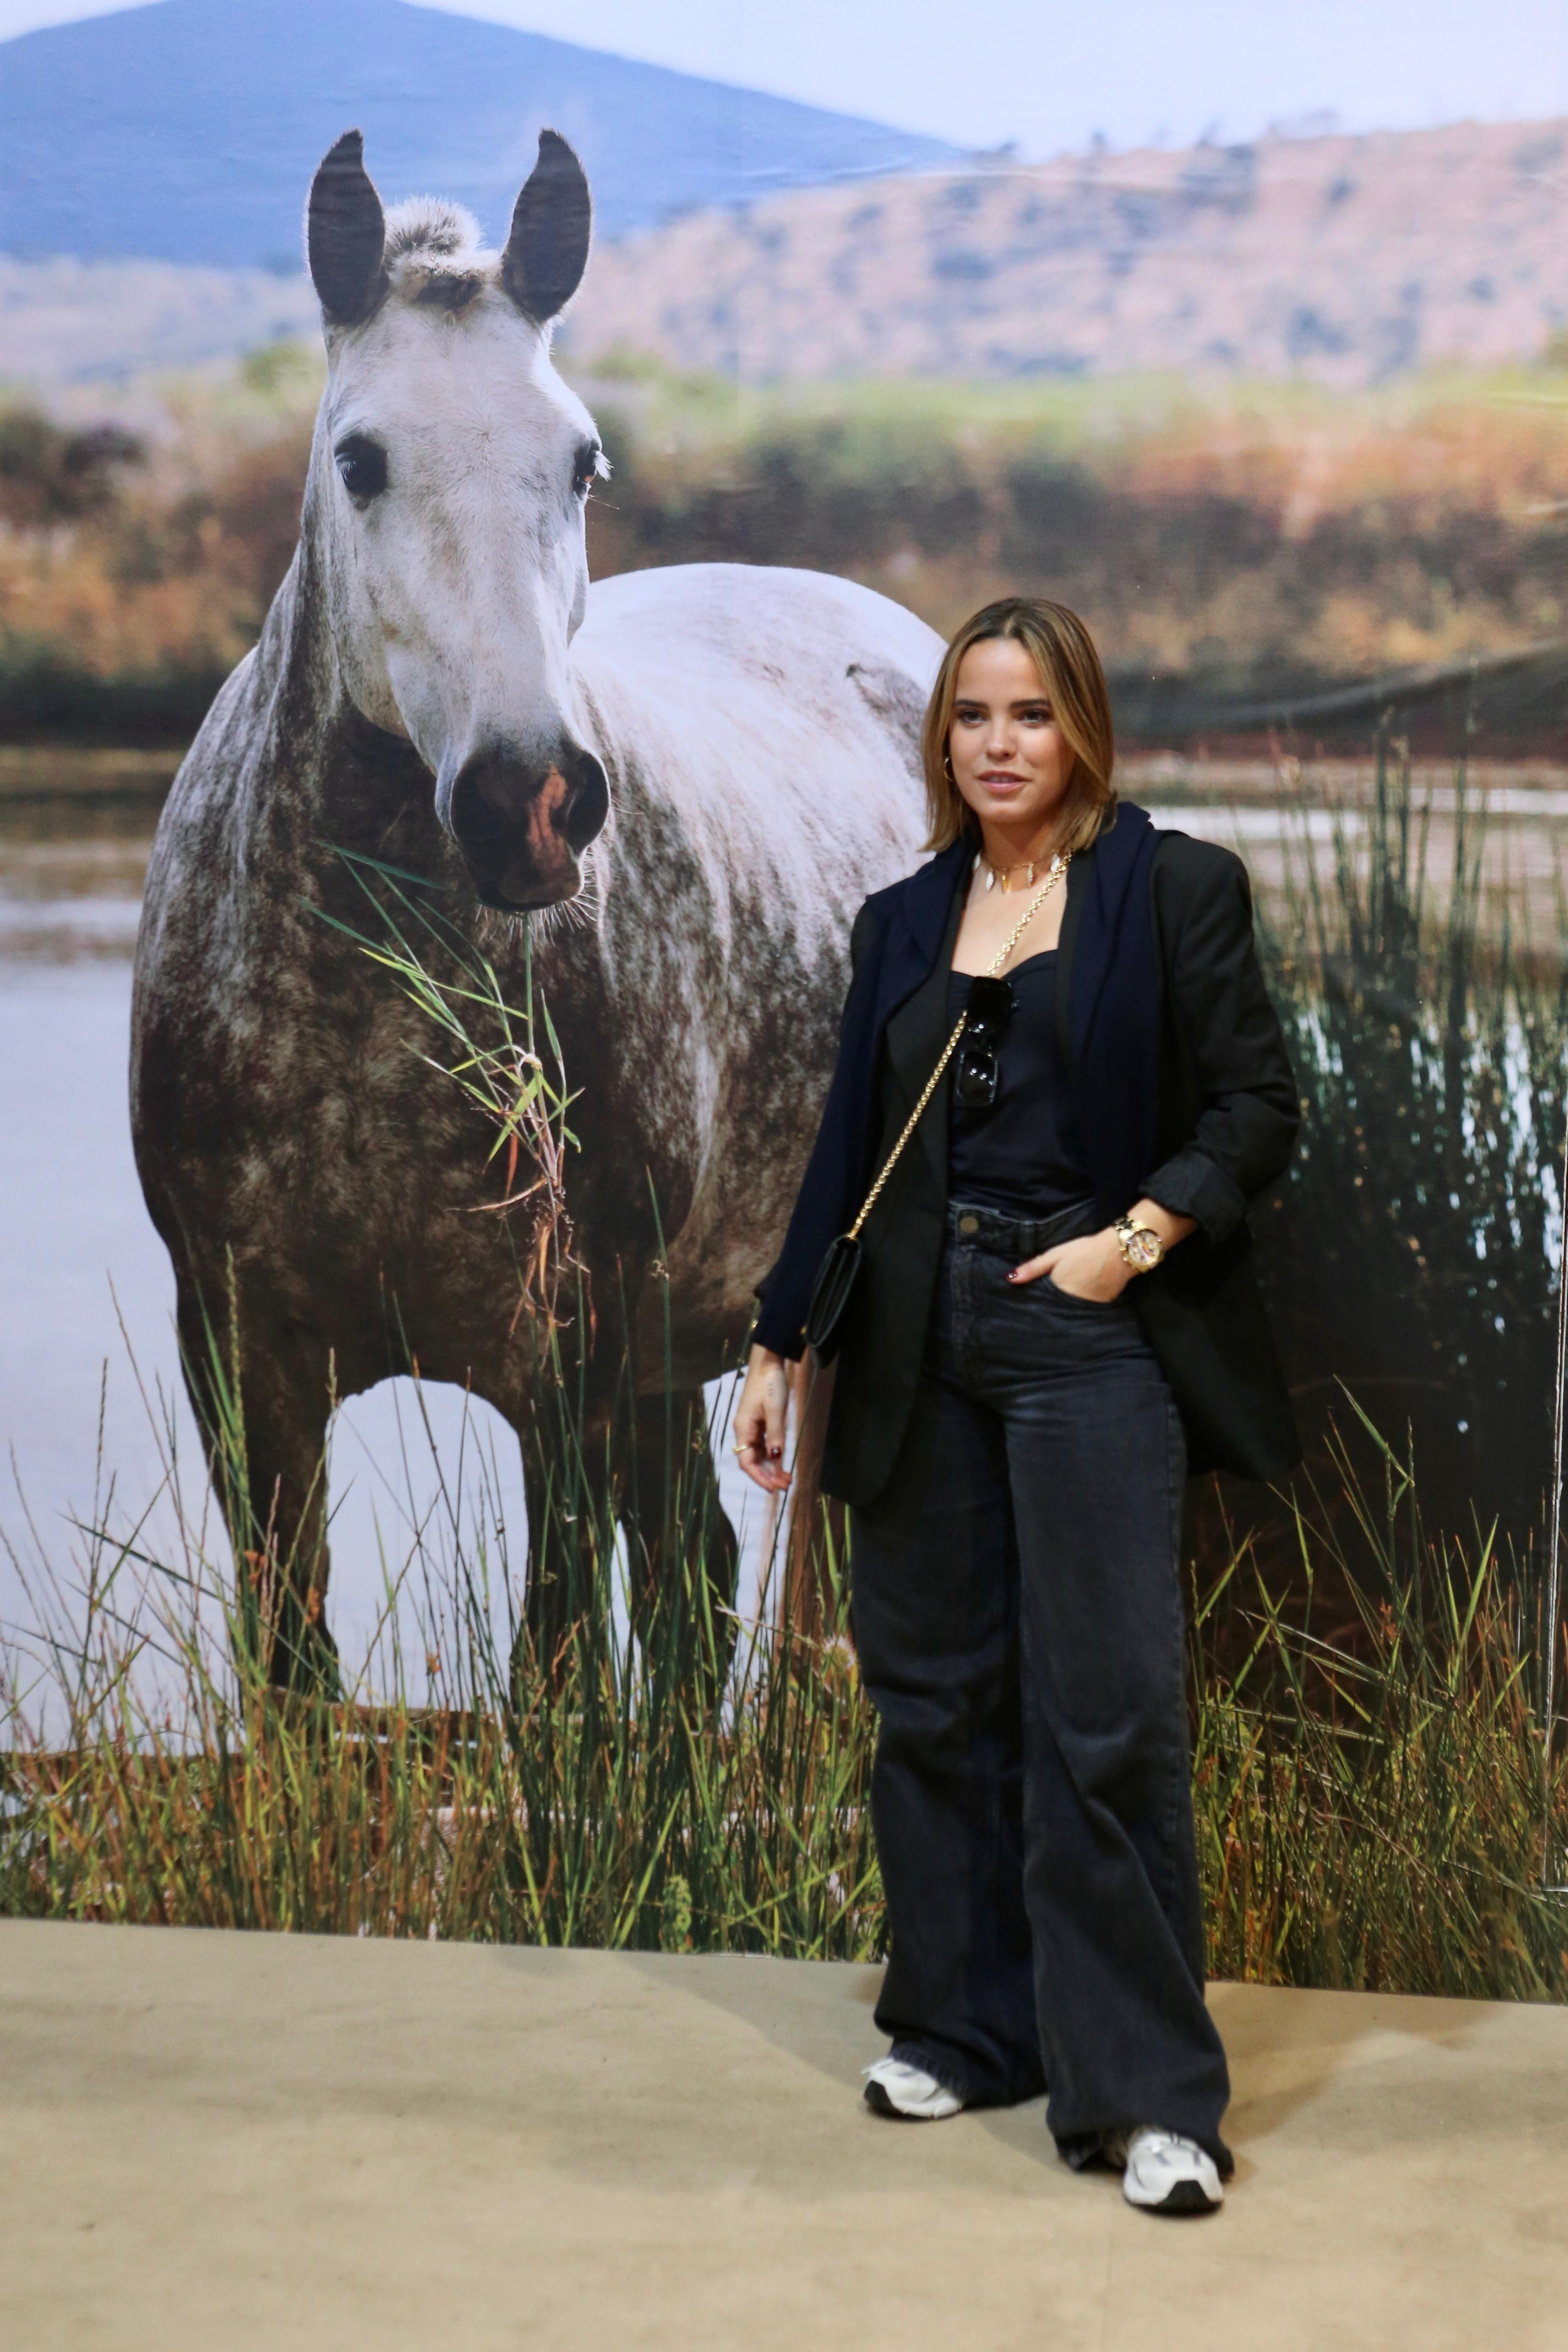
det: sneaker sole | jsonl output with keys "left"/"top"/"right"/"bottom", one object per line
{"left": 863, "top": 2080, "right": 959, "bottom": 2122}
{"left": 1127, "top": 2177, "right": 1222, "bottom": 2216}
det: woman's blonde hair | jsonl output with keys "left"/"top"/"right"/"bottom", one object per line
{"left": 919, "top": 596, "right": 1117, "bottom": 857}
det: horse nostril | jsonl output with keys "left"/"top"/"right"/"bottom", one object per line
{"left": 446, "top": 741, "right": 608, "bottom": 905}
{"left": 562, "top": 750, "right": 609, "bottom": 852}
{"left": 447, "top": 747, "right": 514, "bottom": 871}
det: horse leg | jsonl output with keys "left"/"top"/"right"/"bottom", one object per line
{"left": 624, "top": 1385, "right": 740, "bottom": 1662}
{"left": 519, "top": 1375, "right": 739, "bottom": 1681}
{"left": 519, "top": 1371, "right": 615, "bottom": 1676}
{"left": 176, "top": 1282, "right": 339, "bottom": 1693}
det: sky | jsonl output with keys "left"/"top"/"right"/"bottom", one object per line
{"left": 0, "top": 0, "right": 1565, "bottom": 157}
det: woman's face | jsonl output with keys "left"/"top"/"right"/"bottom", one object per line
{"left": 947, "top": 637, "right": 1073, "bottom": 840}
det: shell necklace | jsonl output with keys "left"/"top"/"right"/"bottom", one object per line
{"left": 974, "top": 846, "right": 1060, "bottom": 893}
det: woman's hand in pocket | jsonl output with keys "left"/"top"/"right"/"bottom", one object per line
{"left": 1007, "top": 1228, "right": 1130, "bottom": 1302}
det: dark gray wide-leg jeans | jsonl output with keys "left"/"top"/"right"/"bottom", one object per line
{"left": 849, "top": 1199, "right": 1232, "bottom": 2175}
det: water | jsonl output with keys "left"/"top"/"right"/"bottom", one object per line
{"left": 1121, "top": 752, "right": 1568, "bottom": 946}
{"left": 6, "top": 762, "right": 1567, "bottom": 1718}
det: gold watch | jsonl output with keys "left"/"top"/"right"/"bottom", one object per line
{"left": 1114, "top": 1214, "right": 1166, "bottom": 1273}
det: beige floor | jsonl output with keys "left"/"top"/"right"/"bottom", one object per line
{"left": 1, "top": 1920, "right": 1564, "bottom": 2351}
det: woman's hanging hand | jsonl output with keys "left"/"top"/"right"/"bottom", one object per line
{"left": 732, "top": 1344, "right": 794, "bottom": 1491}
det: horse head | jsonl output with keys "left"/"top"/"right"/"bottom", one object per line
{"left": 304, "top": 128, "right": 608, "bottom": 910}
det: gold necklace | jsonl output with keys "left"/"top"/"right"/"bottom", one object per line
{"left": 974, "top": 847, "right": 1061, "bottom": 893}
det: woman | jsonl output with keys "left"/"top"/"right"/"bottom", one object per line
{"left": 733, "top": 596, "right": 1301, "bottom": 2217}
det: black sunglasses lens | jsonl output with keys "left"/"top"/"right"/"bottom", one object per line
{"left": 954, "top": 1041, "right": 998, "bottom": 1109}
{"left": 953, "top": 976, "right": 1010, "bottom": 1111}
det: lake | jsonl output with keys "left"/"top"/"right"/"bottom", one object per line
{"left": 5, "top": 753, "right": 1566, "bottom": 1717}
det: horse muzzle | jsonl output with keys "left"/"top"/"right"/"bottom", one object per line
{"left": 442, "top": 738, "right": 609, "bottom": 910}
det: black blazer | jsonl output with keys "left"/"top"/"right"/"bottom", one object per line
{"left": 751, "top": 800, "right": 1303, "bottom": 1508}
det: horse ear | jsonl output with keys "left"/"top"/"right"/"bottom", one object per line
{"left": 307, "top": 129, "right": 388, "bottom": 328}
{"left": 502, "top": 130, "right": 592, "bottom": 323}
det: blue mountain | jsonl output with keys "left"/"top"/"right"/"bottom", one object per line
{"left": 0, "top": 0, "right": 958, "bottom": 266}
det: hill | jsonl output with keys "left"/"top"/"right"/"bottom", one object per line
{"left": 0, "top": 0, "right": 957, "bottom": 266}
{"left": 564, "top": 117, "right": 1568, "bottom": 387}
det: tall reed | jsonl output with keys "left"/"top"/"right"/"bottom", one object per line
{"left": 1248, "top": 736, "right": 1568, "bottom": 1548}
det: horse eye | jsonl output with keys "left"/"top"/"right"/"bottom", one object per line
{"left": 571, "top": 440, "right": 601, "bottom": 498}
{"left": 335, "top": 435, "right": 388, "bottom": 502}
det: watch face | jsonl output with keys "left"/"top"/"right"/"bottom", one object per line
{"left": 1129, "top": 1227, "right": 1163, "bottom": 1269}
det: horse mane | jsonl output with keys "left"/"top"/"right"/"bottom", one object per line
{"left": 383, "top": 199, "right": 493, "bottom": 312}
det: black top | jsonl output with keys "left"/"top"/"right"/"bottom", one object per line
{"left": 947, "top": 951, "right": 1094, "bottom": 1217}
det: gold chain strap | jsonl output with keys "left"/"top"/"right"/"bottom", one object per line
{"left": 847, "top": 854, "right": 1069, "bottom": 1242}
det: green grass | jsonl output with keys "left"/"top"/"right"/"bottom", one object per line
{"left": 1196, "top": 1401, "right": 1568, "bottom": 1997}
{"left": 2, "top": 1365, "right": 1564, "bottom": 1991}
{"left": 564, "top": 344, "right": 1568, "bottom": 464}
{"left": 0, "top": 1351, "right": 880, "bottom": 1956}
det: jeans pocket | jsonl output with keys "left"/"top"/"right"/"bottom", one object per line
{"left": 1042, "top": 1273, "right": 1122, "bottom": 1311}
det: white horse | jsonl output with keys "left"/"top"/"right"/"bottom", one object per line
{"left": 130, "top": 129, "right": 938, "bottom": 1675}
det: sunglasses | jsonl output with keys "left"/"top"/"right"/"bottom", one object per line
{"left": 953, "top": 974, "right": 1013, "bottom": 1112}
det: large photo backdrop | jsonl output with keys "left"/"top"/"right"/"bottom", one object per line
{"left": 3, "top": 0, "right": 1568, "bottom": 1984}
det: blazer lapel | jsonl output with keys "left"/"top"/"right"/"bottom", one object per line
{"left": 1054, "top": 847, "right": 1091, "bottom": 1083}
{"left": 885, "top": 878, "right": 967, "bottom": 1194}
{"left": 1054, "top": 799, "right": 1163, "bottom": 1216}
{"left": 1055, "top": 800, "right": 1154, "bottom": 1081}
{"left": 871, "top": 836, "right": 970, "bottom": 1036}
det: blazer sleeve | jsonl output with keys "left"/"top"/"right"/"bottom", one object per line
{"left": 1140, "top": 836, "right": 1301, "bottom": 1244}
{"left": 749, "top": 897, "right": 883, "bottom": 1359}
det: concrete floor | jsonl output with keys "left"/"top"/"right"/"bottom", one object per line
{"left": 1, "top": 1920, "right": 1564, "bottom": 2351}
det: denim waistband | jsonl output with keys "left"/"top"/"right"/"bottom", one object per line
{"left": 944, "top": 1195, "right": 1104, "bottom": 1258}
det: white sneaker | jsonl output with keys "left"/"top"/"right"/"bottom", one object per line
{"left": 1105, "top": 2124, "right": 1224, "bottom": 2214}
{"left": 861, "top": 2056, "right": 964, "bottom": 2120}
